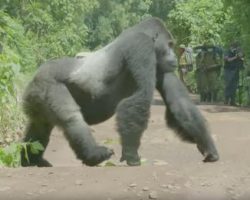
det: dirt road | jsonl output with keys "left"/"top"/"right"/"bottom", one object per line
{"left": 1, "top": 94, "right": 250, "bottom": 200}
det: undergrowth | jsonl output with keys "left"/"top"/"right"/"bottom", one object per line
{"left": 0, "top": 141, "right": 44, "bottom": 167}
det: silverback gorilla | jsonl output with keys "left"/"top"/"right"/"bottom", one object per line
{"left": 21, "top": 17, "right": 219, "bottom": 167}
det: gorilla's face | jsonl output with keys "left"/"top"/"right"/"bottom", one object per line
{"left": 155, "top": 35, "right": 177, "bottom": 73}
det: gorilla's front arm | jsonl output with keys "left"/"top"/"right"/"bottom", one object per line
{"left": 157, "top": 72, "right": 219, "bottom": 162}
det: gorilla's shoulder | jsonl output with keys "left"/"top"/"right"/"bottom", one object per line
{"left": 130, "top": 17, "right": 166, "bottom": 31}
{"left": 36, "top": 56, "right": 82, "bottom": 80}
{"left": 118, "top": 31, "right": 153, "bottom": 42}
{"left": 41, "top": 57, "right": 79, "bottom": 67}
{"left": 118, "top": 16, "right": 171, "bottom": 43}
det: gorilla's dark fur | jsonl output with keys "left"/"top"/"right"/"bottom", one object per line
{"left": 21, "top": 17, "right": 219, "bottom": 167}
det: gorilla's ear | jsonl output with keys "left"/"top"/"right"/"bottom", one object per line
{"left": 152, "top": 33, "right": 159, "bottom": 42}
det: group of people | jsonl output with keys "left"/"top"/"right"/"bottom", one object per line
{"left": 178, "top": 41, "right": 244, "bottom": 106}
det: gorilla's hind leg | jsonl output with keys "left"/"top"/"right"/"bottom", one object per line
{"left": 21, "top": 120, "right": 53, "bottom": 167}
{"left": 61, "top": 113, "right": 114, "bottom": 166}
{"left": 48, "top": 84, "right": 113, "bottom": 166}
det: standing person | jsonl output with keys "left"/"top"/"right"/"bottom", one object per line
{"left": 178, "top": 44, "right": 193, "bottom": 87}
{"left": 224, "top": 42, "right": 244, "bottom": 106}
{"left": 195, "top": 44, "right": 223, "bottom": 103}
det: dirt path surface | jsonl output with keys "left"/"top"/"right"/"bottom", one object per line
{"left": 1, "top": 93, "right": 250, "bottom": 200}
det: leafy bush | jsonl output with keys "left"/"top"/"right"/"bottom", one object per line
{"left": 168, "top": 0, "right": 228, "bottom": 46}
{"left": 0, "top": 141, "right": 44, "bottom": 168}
{"left": 0, "top": 11, "right": 29, "bottom": 144}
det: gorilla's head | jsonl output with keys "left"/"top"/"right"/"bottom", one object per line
{"left": 154, "top": 32, "right": 177, "bottom": 73}
{"left": 130, "top": 17, "right": 178, "bottom": 73}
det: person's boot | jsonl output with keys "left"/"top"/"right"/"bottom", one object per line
{"left": 230, "top": 97, "right": 237, "bottom": 106}
{"left": 212, "top": 92, "right": 217, "bottom": 103}
{"left": 230, "top": 100, "right": 237, "bottom": 106}
{"left": 200, "top": 93, "right": 203, "bottom": 102}
{"left": 207, "top": 92, "right": 212, "bottom": 103}
{"left": 224, "top": 97, "right": 230, "bottom": 105}
{"left": 200, "top": 93, "right": 206, "bottom": 102}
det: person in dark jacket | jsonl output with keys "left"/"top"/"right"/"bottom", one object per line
{"left": 224, "top": 42, "right": 244, "bottom": 106}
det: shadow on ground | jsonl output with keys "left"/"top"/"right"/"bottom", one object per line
{"left": 152, "top": 93, "right": 250, "bottom": 113}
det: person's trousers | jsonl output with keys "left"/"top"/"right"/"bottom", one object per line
{"left": 224, "top": 69, "right": 239, "bottom": 104}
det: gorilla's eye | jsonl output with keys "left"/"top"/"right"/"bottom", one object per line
{"left": 161, "top": 49, "right": 167, "bottom": 56}
{"left": 168, "top": 41, "right": 174, "bottom": 48}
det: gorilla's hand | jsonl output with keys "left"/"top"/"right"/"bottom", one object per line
{"left": 83, "top": 146, "right": 114, "bottom": 166}
{"left": 197, "top": 144, "right": 219, "bottom": 162}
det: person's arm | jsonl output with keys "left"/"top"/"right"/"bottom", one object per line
{"left": 224, "top": 55, "right": 237, "bottom": 62}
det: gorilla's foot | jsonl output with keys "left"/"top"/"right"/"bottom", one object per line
{"left": 120, "top": 154, "right": 141, "bottom": 166}
{"left": 120, "top": 148, "right": 141, "bottom": 166}
{"left": 21, "top": 157, "right": 52, "bottom": 167}
{"left": 197, "top": 144, "right": 219, "bottom": 163}
{"left": 37, "top": 158, "right": 53, "bottom": 167}
{"left": 83, "top": 146, "right": 114, "bottom": 166}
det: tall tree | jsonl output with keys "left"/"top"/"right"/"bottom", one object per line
{"left": 167, "top": 0, "right": 228, "bottom": 46}
{"left": 149, "top": 0, "right": 176, "bottom": 21}
{"left": 85, "top": 0, "right": 152, "bottom": 49}
{"left": 223, "top": 0, "right": 250, "bottom": 56}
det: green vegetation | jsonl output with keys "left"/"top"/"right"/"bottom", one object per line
{"left": 0, "top": 141, "right": 44, "bottom": 167}
{"left": 0, "top": 0, "right": 250, "bottom": 166}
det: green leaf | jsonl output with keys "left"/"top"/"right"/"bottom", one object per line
{"left": 22, "top": 143, "right": 30, "bottom": 164}
{"left": 104, "top": 161, "right": 116, "bottom": 167}
{"left": 30, "top": 141, "right": 44, "bottom": 154}
{"left": 140, "top": 158, "right": 147, "bottom": 164}
{"left": 103, "top": 138, "right": 118, "bottom": 145}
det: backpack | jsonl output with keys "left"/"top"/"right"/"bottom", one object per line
{"left": 184, "top": 47, "right": 194, "bottom": 71}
